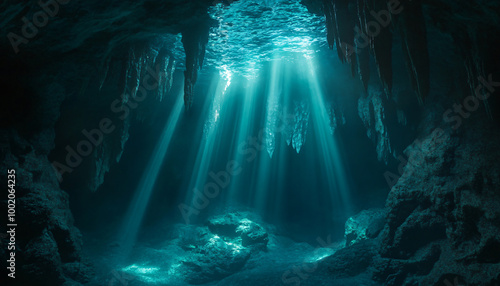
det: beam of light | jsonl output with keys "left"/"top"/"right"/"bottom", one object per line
{"left": 304, "top": 56, "right": 352, "bottom": 214}
{"left": 184, "top": 72, "right": 232, "bottom": 211}
{"left": 118, "top": 92, "right": 184, "bottom": 259}
{"left": 252, "top": 59, "right": 283, "bottom": 211}
{"left": 204, "top": 68, "right": 232, "bottom": 136}
{"left": 225, "top": 76, "right": 258, "bottom": 203}
{"left": 268, "top": 59, "right": 295, "bottom": 217}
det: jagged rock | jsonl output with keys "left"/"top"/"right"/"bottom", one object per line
{"left": 182, "top": 16, "right": 214, "bottom": 108}
{"left": 382, "top": 208, "right": 447, "bottom": 259}
{"left": 207, "top": 213, "right": 242, "bottom": 237}
{"left": 236, "top": 220, "right": 269, "bottom": 247}
{"left": 396, "top": 0, "right": 430, "bottom": 103}
{"left": 323, "top": 0, "right": 337, "bottom": 50}
{"left": 0, "top": 132, "right": 89, "bottom": 285}
{"left": 344, "top": 208, "right": 386, "bottom": 246}
{"left": 318, "top": 239, "right": 377, "bottom": 278}
{"left": 178, "top": 233, "right": 251, "bottom": 284}
{"left": 207, "top": 213, "right": 269, "bottom": 248}
{"left": 358, "top": 89, "right": 392, "bottom": 163}
{"left": 176, "top": 224, "right": 212, "bottom": 249}
{"left": 372, "top": 24, "right": 393, "bottom": 97}
{"left": 356, "top": 41, "right": 371, "bottom": 90}
{"left": 62, "top": 261, "right": 94, "bottom": 284}
{"left": 51, "top": 222, "right": 83, "bottom": 263}
{"left": 162, "top": 214, "right": 270, "bottom": 284}
{"left": 378, "top": 123, "right": 500, "bottom": 285}
{"left": 22, "top": 229, "right": 65, "bottom": 285}
{"left": 373, "top": 243, "right": 441, "bottom": 285}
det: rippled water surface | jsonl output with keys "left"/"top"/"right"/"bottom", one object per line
{"left": 206, "top": 0, "right": 328, "bottom": 78}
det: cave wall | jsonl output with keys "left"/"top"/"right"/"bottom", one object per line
{"left": 0, "top": 1, "right": 215, "bottom": 284}
{"left": 374, "top": 117, "right": 500, "bottom": 285}
{"left": 307, "top": 0, "right": 500, "bottom": 284}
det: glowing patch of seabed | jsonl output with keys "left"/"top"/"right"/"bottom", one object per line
{"left": 308, "top": 247, "right": 337, "bottom": 263}
{"left": 122, "top": 264, "right": 159, "bottom": 274}
{"left": 120, "top": 263, "right": 169, "bottom": 285}
{"left": 306, "top": 57, "right": 352, "bottom": 212}
{"left": 118, "top": 93, "right": 184, "bottom": 258}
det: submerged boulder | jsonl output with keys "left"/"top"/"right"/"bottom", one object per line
{"left": 344, "top": 208, "right": 386, "bottom": 247}
{"left": 236, "top": 220, "right": 269, "bottom": 247}
{"left": 206, "top": 213, "right": 269, "bottom": 248}
{"left": 377, "top": 125, "right": 500, "bottom": 285}
{"left": 179, "top": 234, "right": 251, "bottom": 284}
{"left": 170, "top": 213, "right": 270, "bottom": 284}
{"left": 207, "top": 213, "right": 242, "bottom": 237}
{"left": 318, "top": 239, "right": 377, "bottom": 278}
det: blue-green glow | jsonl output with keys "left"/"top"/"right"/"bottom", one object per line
{"left": 118, "top": 93, "right": 184, "bottom": 257}
{"left": 184, "top": 74, "right": 232, "bottom": 209}
{"left": 304, "top": 57, "right": 352, "bottom": 214}
{"left": 226, "top": 76, "right": 258, "bottom": 203}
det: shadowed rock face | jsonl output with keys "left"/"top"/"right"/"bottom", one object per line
{"left": 0, "top": 132, "right": 93, "bottom": 285}
{"left": 0, "top": 0, "right": 217, "bottom": 194}
{"left": 344, "top": 208, "right": 386, "bottom": 247}
{"left": 374, "top": 120, "right": 500, "bottom": 285}
{"left": 307, "top": 0, "right": 500, "bottom": 107}
{"left": 1, "top": 2, "right": 217, "bottom": 284}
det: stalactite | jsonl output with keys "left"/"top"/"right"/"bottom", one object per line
{"left": 397, "top": 0, "right": 430, "bottom": 103}
{"left": 333, "top": 0, "right": 355, "bottom": 66}
{"left": 118, "top": 59, "right": 128, "bottom": 105}
{"left": 291, "top": 101, "right": 310, "bottom": 153}
{"left": 372, "top": 27, "right": 393, "bottom": 97}
{"left": 182, "top": 19, "right": 211, "bottom": 109}
{"left": 154, "top": 47, "right": 175, "bottom": 102}
{"left": 141, "top": 47, "right": 158, "bottom": 81}
{"left": 127, "top": 48, "right": 142, "bottom": 99}
{"left": 357, "top": 43, "right": 371, "bottom": 90}
{"left": 328, "top": 103, "right": 346, "bottom": 134}
{"left": 358, "top": 88, "right": 392, "bottom": 164}
{"left": 323, "top": 0, "right": 337, "bottom": 49}
{"left": 370, "top": 0, "right": 393, "bottom": 97}
{"left": 355, "top": 0, "right": 370, "bottom": 90}
{"left": 166, "top": 56, "right": 176, "bottom": 95}
{"left": 461, "top": 33, "right": 491, "bottom": 118}
{"left": 98, "top": 56, "right": 111, "bottom": 91}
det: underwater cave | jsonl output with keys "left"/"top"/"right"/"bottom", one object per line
{"left": 1, "top": 0, "right": 500, "bottom": 285}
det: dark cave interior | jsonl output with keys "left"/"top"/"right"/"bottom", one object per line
{"left": 0, "top": 0, "right": 500, "bottom": 285}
